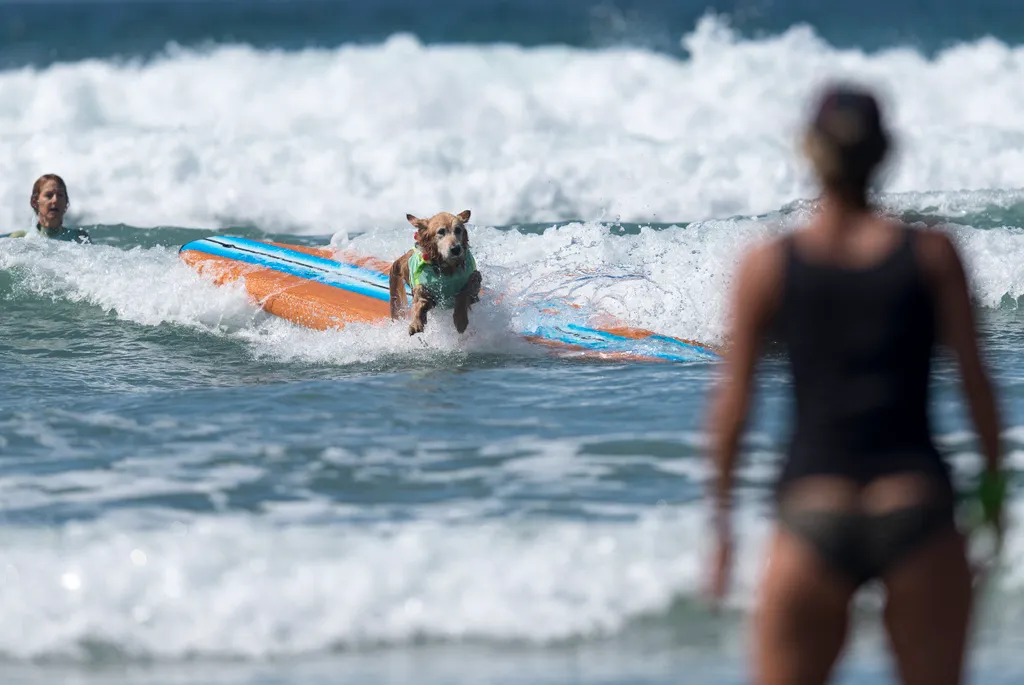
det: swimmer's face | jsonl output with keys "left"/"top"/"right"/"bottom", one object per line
{"left": 34, "top": 180, "right": 69, "bottom": 229}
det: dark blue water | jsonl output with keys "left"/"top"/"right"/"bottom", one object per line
{"left": 3, "top": 0, "right": 1024, "bottom": 67}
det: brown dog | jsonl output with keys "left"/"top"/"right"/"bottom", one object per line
{"left": 389, "top": 210, "right": 482, "bottom": 336}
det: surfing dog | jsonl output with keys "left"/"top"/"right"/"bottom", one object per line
{"left": 389, "top": 210, "right": 482, "bottom": 336}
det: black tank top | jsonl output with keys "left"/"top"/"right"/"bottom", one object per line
{"left": 774, "top": 226, "right": 952, "bottom": 492}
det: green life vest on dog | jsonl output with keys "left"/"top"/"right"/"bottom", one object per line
{"left": 407, "top": 247, "right": 476, "bottom": 308}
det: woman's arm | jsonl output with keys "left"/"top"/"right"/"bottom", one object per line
{"left": 707, "top": 241, "right": 784, "bottom": 536}
{"left": 919, "top": 231, "right": 1004, "bottom": 545}
{"left": 925, "top": 233, "right": 1001, "bottom": 476}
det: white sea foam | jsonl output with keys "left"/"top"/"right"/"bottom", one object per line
{"left": 2, "top": 16, "right": 1024, "bottom": 233}
{"left": 0, "top": 510, "right": 705, "bottom": 659}
{"left": 0, "top": 494, "right": 1020, "bottom": 661}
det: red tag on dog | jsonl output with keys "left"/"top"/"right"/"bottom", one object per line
{"left": 413, "top": 231, "right": 420, "bottom": 242}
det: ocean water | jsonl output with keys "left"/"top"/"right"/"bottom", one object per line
{"left": 3, "top": 1, "right": 1024, "bottom": 684}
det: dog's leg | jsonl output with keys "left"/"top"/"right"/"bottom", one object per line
{"left": 453, "top": 270, "right": 482, "bottom": 334}
{"left": 453, "top": 298, "right": 470, "bottom": 333}
{"left": 464, "top": 270, "right": 482, "bottom": 304}
{"left": 389, "top": 253, "right": 412, "bottom": 320}
{"left": 409, "top": 286, "right": 434, "bottom": 336}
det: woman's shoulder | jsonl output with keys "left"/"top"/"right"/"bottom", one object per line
{"left": 737, "top": 233, "right": 790, "bottom": 281}
{"left": 905, "top": 224, "right": 960, "bottom": 269}
{"left": 901, "top": 223, "right": 967, "bottom": 292}
{"left": 730, "top": 233, "right": 791, "bottom": 317}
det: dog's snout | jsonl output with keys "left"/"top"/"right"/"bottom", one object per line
{"left": 451, "top": 244, "right": 462, "bottom": 255}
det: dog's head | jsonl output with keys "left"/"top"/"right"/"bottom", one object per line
{"left": 407, "top": 210, "right": 471, "bottom": 267}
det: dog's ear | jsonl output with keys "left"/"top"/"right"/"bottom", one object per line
{"left": 457, "top": 210, "right": 471, "bottom": 223}
{"left": 422, "top": 240, "right": 441, "bottom": 262}
{"left": 407, "top": 214, "right": 428, "bottom": 231}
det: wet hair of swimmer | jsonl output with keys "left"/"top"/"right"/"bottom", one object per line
{"left": 803, "top": 84, "right": 890, "bottom": 203}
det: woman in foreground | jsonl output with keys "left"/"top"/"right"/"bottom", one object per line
{"left": 707, "top": 83, "right": 1006, "bottom": 685}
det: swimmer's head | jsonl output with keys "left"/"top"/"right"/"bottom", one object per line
{"left": 30, "top": 174, "right": 70, "bottom": 230}
{"left": 802, "top": 83, "right": 890, "bottom": 204}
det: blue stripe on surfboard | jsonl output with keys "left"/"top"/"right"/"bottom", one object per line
{"left": 512, "top": 306, "right": 719, "bottom": 359}
{"left": 182, "top": 236, "right": 407, "bottom": 297}
{"left": 180, "top": 237, "right": 409, "bottom": 301}
{"left": 210, "top": 236, "right": 396, "bottom": 291}
{"left": 524, "top": 324, "right": 713, "bottom": 362}
{"left": 640, "top": 333, "right": 719, "bottom": 359}
{"left": 181, "top": 236, "right": 718, "bottom": 362}
{"left": 182, "top": 240, "right": 388, "bottom": 301}
{"left": 559, "top": 323, "right": 720, "bottom": 359}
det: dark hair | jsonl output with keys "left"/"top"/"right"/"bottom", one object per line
{"left": 30, "top": 174, "right": 70, "bottom": 212}
{"left": 803, "top": 83, "right": 890, "bottom": 201}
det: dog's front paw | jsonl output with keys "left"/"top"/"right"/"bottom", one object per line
{"left": 408, "top": 319, "right": 425, "bottom": 336}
